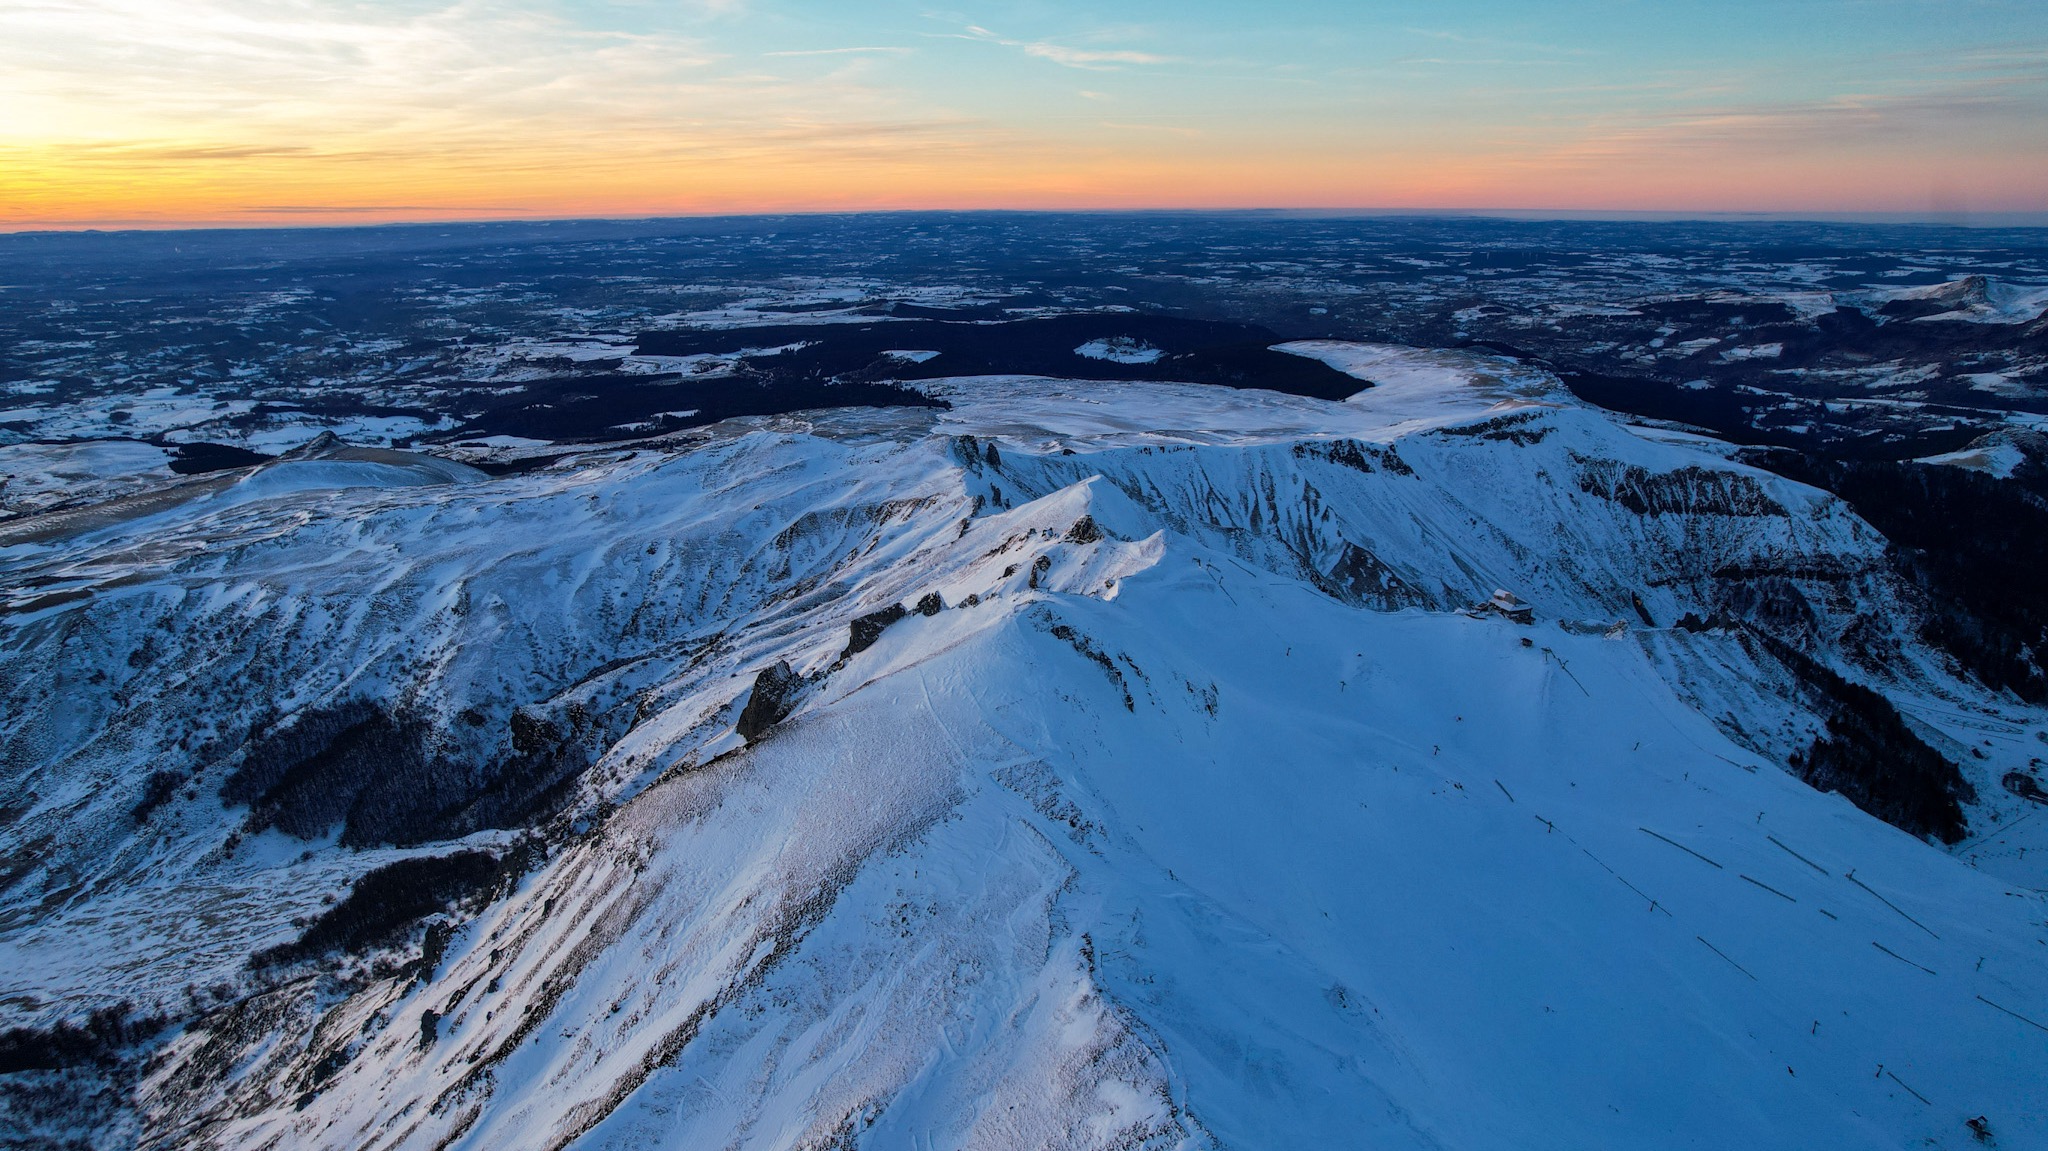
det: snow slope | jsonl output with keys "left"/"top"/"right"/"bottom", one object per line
{"left": 0, "top": 440, "right": 175, "bottom": 523}
{"left": 3, "top": 348, "right": 2045, "bottom": 1150}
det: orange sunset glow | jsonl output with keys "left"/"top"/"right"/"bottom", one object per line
{"left": 4, "top": 0, "right": 2045, "bottom": 229}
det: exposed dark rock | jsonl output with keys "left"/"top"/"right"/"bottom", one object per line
{"left": 844, "top": 604, "right": 908, "bottom": 658}
{"left": 417, "top": 921, "right": 454, "bottom": 980}
{"left": 1576, "top": 457, "right": 1785, "bottom": 518}
{"left": 1043, "top": 621, "right": 1136, "bottom": 712}
{"left": 1063, "top": 516, "right": 1102, "bottom": 545}
{"left": 735, "top": 661, "right": 804, "bottom": 743}
{"left": 1315, "top": 541, "right": 1429, "bottom": 611}
{"left": 948, "top": 434, "right": 984, "bottom": 469}
{"left": 914, "top": 592, "right": 945, "bottom": 617}
{"left": 1432, "top": 412, "right": 1553, "bottom": 445}
{"left": 950, "top": 434, "right": 1003, "bottom": 470}
{"left": 1631, "top": 593, "right": 1656, "bottom": 628}
{"left": 1294, "top": 439, "right": 1412, "bottom": 476}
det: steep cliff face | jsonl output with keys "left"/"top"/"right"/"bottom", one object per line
{"left": 3, "top": 351, "right": 2044, "bottom": 1151}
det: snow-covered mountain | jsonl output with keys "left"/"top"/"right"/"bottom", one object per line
{"left": 3, "top": 347, "right": 2044, "bottom": 1150}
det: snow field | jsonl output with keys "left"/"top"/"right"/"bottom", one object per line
{"left": 3, "top": 348, "right": 2044, "bottom": 1149}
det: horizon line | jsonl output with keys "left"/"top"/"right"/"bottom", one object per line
{"left": 7, "top": 205, "right": 2048, "bottom": 238}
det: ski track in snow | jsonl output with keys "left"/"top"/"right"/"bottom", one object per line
{"left": 3, "top": 345, "right": 2046, "bottom": 1150}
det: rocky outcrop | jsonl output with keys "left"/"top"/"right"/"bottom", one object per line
{"left": 1575, "top": 457, "right": 1786, "bottom": 518}
{"left": 844, "top": 605, "right": 910, "bottom": 659}
{"left": 735, "top": 661, "right": 806, "bottom": 744}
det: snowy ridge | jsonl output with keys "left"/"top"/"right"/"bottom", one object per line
{"left": 2, "top": 347, "right": 2045, "bottom": 1149}
{"left": 1871, "top": 276, "right": 2048, "bottom": 326}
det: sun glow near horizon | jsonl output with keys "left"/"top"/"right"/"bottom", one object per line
{"left": 3, "top": 0, "right": 2045, "bottom": 230}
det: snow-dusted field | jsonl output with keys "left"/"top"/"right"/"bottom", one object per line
{"left": 3, "top": 348, "right": 2044, "bottom": 1149}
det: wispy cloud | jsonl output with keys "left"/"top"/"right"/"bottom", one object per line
{"left": 0, "top": 0, "right": 955, "bottom": 161}
{"left": 1023, "top": 44, "right": 1165, "bottom": 68}
{"left": 1, "top": 0, "right": 733, "bottom": 141}
{"left": 934, "top": 22, "right": 1168, "bottom": 71}
{"left": 764, "top": 46, "right": 910, "bottom": 58}
{"left": 0, "top": 0, "right": 1011, "bottom": 224}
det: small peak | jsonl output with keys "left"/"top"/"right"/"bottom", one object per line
{"left": 1942, "top": 274, "right": 1991, "bottom": 303}
{"left": 1063, "top": 515, "right": 1103, "bottom": 545}
{"left": 1903, "top": 274, "right": 1991, "bottom": 306}
{"left": 285, "top": 431, "right": 349, "bottom": 459}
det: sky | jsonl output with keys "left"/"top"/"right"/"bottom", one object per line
{"left": 1, "top": 0, "right": 2045, "bottom": 228}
